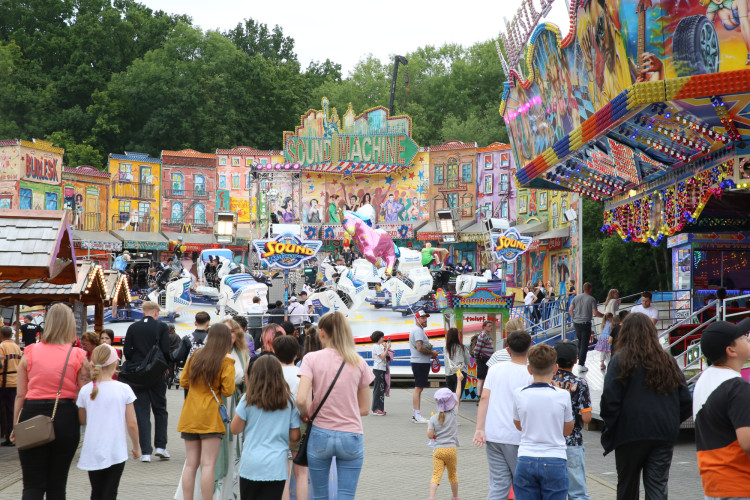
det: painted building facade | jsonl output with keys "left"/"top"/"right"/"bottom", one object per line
{"left": 0, "top": 139, "right": 64, "bottom": 210}
{"left": 108, "top": 152, "right": 161, "bottom": 232}
{"left": 215, "top": 146, "right": 280, "bottom": 224}
{"left": 427, "top": 141, "right": 478, "bottom": 220}
{"left": 160, "top": 149, "right": 216, "bottom": 234}
{"left": 62, "top": 166, "right": 110, "bottom": 232}
{"left": 476, "top": 143, "right": 516, "bottom": 222}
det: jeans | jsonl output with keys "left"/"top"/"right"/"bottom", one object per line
{"left": 307, "top": 425, "right": 364, "bottom": 500}
{"left": 486, "top": 442, "right": 519, "bottom": 500}
{"left": 18, "top": 400, "right": 80, "bottom": 500}
{"left": 513, "top": 456, "right": 569, "bottom": 500}
{"left": 614, "top": 440, "right": 673, "bottom": 500}
{"left": 574, "top": 322, "right": 592, "bottom": 366}
{"left": 88, "top": 461, "right": 125, "bottom": 500}
{"left": 566, "top": 446, "right": 590, "bottom": 500}
{"left": 372, "top": 369, "right": 386, "bottom": 412}
{"left": 131, "top": 376, "right": 168, "bottom": 455}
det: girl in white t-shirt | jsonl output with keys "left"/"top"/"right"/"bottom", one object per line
{"left": 77, "top": 344, "right": 140, "bottom": 499}
{"left": 370, "top": 330, "right": 390, "bottom": 416}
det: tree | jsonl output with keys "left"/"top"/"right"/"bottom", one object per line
{"left": 45, "top": 130, "right": 104, "bottom": 169}
{"left": 224, "top": 19, "right": 297, "bottom": 65}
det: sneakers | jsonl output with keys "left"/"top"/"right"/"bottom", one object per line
{"left": 139, "top": 455, "right": 151, "bottom": 463}
{"left": 579, "top": 365, "right": 589, "bottom": 372}
{"left": 371, "top": 410, "right": 387, "bottom": 416}
{"left": 154, "top": 448, "right": 171, "bottom": 460}
{"left": 412, "top": 415, "right": 428, "bottom": 424}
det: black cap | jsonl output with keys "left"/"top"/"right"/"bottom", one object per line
{"left": 702, "top": 318, "right": 750, "bottom": 364}
{"left": 554, "top": 340, "right": 578, "bottom": 363}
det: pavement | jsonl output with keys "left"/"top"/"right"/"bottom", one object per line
{"left": 0, "top": 385, "right": 704, "bottom": 499}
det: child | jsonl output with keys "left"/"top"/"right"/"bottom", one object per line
{"left": 370, "top": 330, "right": 390, "bottom": 416}
{"left": 273, "top": 335, "right": 308, "bottom": 500}
{"left": 427, "top": 371, "right": 464, "bottom": 500}
{"left": 77, "top": 344, "right": 141, "bottom": 499}
{"left": 231, "top": 354, "right": 301, "bottom": 500}
{"left": 595, "top": 312, "right": 613, "bottom": 370}
{"left": 177, "top": 323, "right": 236, "bottom": 500}
{"left": 512, "top": 344, "right": 574, "bottom": 500}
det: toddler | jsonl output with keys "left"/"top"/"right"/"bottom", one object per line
{"left": 427, "top": 371, "right": 463, "bottom": 500}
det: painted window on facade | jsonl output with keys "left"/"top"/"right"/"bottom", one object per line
{"left": 194, "top": 175, "right": 205, "bottom": 195}
{"left": 138, "top": 202, "right": 150, "bottom": 220}
{"left": 171, "top": 202, "right": 182, "bottom": 222}
{"left": 501, "top": 174, "right": 509, "bottom": 192}
{"left": 552, "top": 202, "right": 559, "bottom": 229}
{"left": 118, "top": 200, "right": 131, "bottom": 216}
{"left": 0, "top": 198, "right": 10, "bottom": 209}
{"left": 500, "top": 153, "right": 510, "bottom": 166}
{"left": 232, "top": 174, "right": 240, "bottom": 189}
{"left": 45, "top": 192, "right": 58, "bottom": 210}
{"left": 447, "top": 163, "right": 458, "bottom": 188}
{"left": 501, "top": 200, "right": 509, "bottom": 218}
{"left": 434, "top": 165, "right": 444, "bottom": 184}
{"left": 484, "top": 174, "right": 493, "bottom": 194}
{"left": 195, "top": 203, "right": 206, "bottom": 223}
{"left": 171, "top": 173, "right": 184, "bottom": 195}
{"left": 446, "top": 193, "right": 458, "bottom": 208}
{"left": 119, "top": 163, "right": 133, "bottom": 182}
{"left": 461, "top": 163, "right": 472, "bottom": 183}
{"left": 245, "top": 173, "right": 251, "bottom": 190}
{"left": 219, "top": 175, "right": 226, "bottom": 189}
{"left": 481, "top": 202, "right": 492, "bottom": 219}
{"left": 20, "top": 189, "right": 32, "bottom": 209}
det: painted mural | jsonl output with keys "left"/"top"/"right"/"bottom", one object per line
{"left": 476, "top": 144, "right": 516, "bottom": 222}
{"left": 501, "top": 0, "right": 750, "bottom": 169}
{"left": 107, "top": 153, "right": 161, "bottom": 232}
{"left": 0, "top": 140, "right": 64, "bottom": 210}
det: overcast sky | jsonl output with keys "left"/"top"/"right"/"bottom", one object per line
{"left": 139, "top": 0, "right": 572, "bottom": 75}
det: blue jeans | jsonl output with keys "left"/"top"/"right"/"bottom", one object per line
{"left": 566, "top": 446, "right": 590, "bottom": 500}
{"left": 308, "top": 425, "right": 364, "bottom": 500}
{"left": 513, "top": 456, "right": 568, "bottom": 500}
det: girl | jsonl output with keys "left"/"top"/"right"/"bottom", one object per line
{"left": 603, "top": 289, "right": 620, "bottom": 316}
{"left": 231, "top": 355, "right": 301, "bottom": 500}
{"left": 428, "top": 372, "right": 463, "bottom": 500}
{"left": 370, "top": 331, "right": 390, "bottom": 416}
{"left": 177, "top": 323, "right": 236, "bottom": 500}
{"left": 596, "top": 312, "right": 614, "bottom": 370}
{"left": 444, "top": 327, "right": 468, "bottom": 396}
{"left": 77, "top": 344, "right": 140, "bottom": 499}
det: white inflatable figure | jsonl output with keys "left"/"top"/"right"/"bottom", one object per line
{"left": 380, "top": 247, "right": 434, "bottom": 307}
{"left": 455, "top": 275, "right": 488, "bottom": 296}
{"left": 351, "top": 258, "right": 381, "bottom": 284}
{"left": 218, "top": 273, "right": 269, "bottom": 317}
{"left": 307, "top": 268, "right": 370, "bottom": 317}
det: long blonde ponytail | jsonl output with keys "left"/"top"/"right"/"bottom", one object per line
{"left": 89, "top": 344, "right": 112, "bottom": 400}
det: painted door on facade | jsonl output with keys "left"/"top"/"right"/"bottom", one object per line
{"left": 139, "top": 166, "right": 151, "bottom": 198}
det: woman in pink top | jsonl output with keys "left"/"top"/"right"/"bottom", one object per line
{"left": 298, "top": 311, "right": 374, "bottom": 500}
{"left": 12, "top": 303, "right": 91, "bottom": 499}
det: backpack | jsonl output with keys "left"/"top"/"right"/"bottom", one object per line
{"left": 469, "top": 333, "right": 480, "bottom": 358}
{"left": 186, "top": 333, "right": 205, "bottom": 360}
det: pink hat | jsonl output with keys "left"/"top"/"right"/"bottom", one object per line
{"left": 434, "top": 388, "right": 458, "bottom": 412}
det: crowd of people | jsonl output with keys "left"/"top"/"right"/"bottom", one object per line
{"left": 2, "top": 293, "right": 750, "bottom": 500}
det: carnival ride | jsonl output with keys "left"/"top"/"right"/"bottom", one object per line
{"left": 217, "top": 272, "right": 269, "bottom": 317}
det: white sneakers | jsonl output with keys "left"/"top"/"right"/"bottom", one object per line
{"left": 154, "top": 448, "right": 171, "bottom": 460}
{"left": 139, "top": 455, "right": 151, "bottom": 463}
{"left": 412, "top": 415, "right": 428, "bottom": 424}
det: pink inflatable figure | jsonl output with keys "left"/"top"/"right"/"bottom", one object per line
{"left": 342, "top": 210, "right": 397, "bottom": 276}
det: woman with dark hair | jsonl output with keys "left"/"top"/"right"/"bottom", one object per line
{"left": 600, "top": 312, "right": 692, "bottom": 500}
{"left": 444, "top": 328, "right": 468, "bottom": 395}
{"left": 369, "top": 331, "right": 390, "bottom": 416}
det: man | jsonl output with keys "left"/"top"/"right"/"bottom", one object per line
{"left": 267, "top": 300, "right": 286, "bottom": 325}
{"left": 456, "top": 258, "right": 473, "bottom": 274}
{"left": 18, "top": 315, "right": 42, "bottom": 349}
{"left": 246, "top": 296, "right": 265, "bottom": 347}
{"left": 568, "top": 282, "right": 603, "bottom": 371}
{"left": 409, "top": 310, "right": 437, "bottom": 424}
{"left": 473, "top": 330, "right": 532, "bottom": 500}
{"left": 172, "top": 311, "right": 210, "bottom": 368}
{"left": 474, "top": 320, "right": 496, "bottom": 399}
{"left": 552, "top": 341, "right": 593, "bottom": 500}
{"left": 631, "top": 291, "right": 659, "bottom": 326}
{"left": 693, "top": 318, "right": 750, "bottom": 499}
{"left": 123, "top": 301, "right": 172, "bottom": 463}
{"left": 287, "top": 296, "right": 307, "bottom": 330}
{"left": 0, "top": 326, "right": 21, "bottom": 446}
{"left": 114, "top": 250, "right": 130, "bottom": 273}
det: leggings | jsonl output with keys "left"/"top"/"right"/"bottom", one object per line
{"left": 431, "top": 446, "right": 458, "bottom": 485}
{"left": 88, "top": 461, "right": 126, "bottom": 500}
{"left": 240, "top": 478, "right": 286, "bottom": 500}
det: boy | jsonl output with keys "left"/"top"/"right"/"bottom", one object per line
{"left": 513, "top": 343, "right": 574, "bottom": 499}
{"left": 552, "top": 341, "right": 592, "bottom": 500}
{"left": 473, "top": 330, "right": 532, "bottom": 500}
{"left": 693, "top": 319, "right": 750, "bottom": 498}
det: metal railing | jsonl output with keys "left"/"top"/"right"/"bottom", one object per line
{"left": 163, "top": 188, "right": 210, "bottom": 199}
{"left": 74, "top": 212, "right": 104, "bottom": 232}
{"left": 112, "top": 182, "right": 156, "bottom": 200}
{"left": 111, "top": 214, "right": 157, "bottom": 232}
{"left": 509, "top": 296, "right": 570, "bottom": 346}
{"left": 162, "top": 217, "right": 212, "bottom": 229}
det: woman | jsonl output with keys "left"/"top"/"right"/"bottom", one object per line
{"left": 177, "top": 323, "right": 236, "bottom": 500}
{"left": 369, "top": 331, "right": 390, "bottom": 416}
{"left": 260, "top": 323, "right": 284, "bottom": 353}
{"left": 297, "top": 311, "right": 374, "bottom": 499}
{"left": 301, "top": 326, "right": 322, "bottom": 363}
{"left": 12, "top": 303, "right": 91, "bottom": 498}
{"left": 99, "top": 328, "right": 122, "bottom": 358}
{"left": 444, "top": 327, "right": 468, "bottom": 395}
{"left": 600, "top": 313, "right": 692, "bottom": 500}
{"left": 80, "top": 331, "right": 101, "bottom": 361}
{"left": 604, "top": 289, "right": 620, "bottom": 316}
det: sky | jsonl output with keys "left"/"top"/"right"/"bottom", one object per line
{"left": 139, "top": 0, "right": 573, "bottom": 75}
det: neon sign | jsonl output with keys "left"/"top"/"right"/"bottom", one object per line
{"left": 490, "top": 228, "right": 533, "bottom": 262}
{"left": 252, "top": 233, "right": 322, "bottom": 270}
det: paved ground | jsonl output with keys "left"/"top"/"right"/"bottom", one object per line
{"left": 0, "top": 385, "right": 703, "bottom": 499}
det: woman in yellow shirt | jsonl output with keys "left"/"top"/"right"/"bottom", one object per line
{"left": 177, "top": 323, "right": 236, "bottom": 500}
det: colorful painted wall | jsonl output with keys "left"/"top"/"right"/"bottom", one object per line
{"left": 476, "top": 143, "right": 516, "bottom": 222}
{"left": 502, "top": 0, "right": 750, "bottom": 170}
{"left": 428, "top": 141, "right": 478, "bottom": 220}
{"left": 62, "top": 166, "right": 110, "bottom": 232}
{"left": 0, "top": 139, "right": 64, "bottom": 210}
{"left": 161, "top": 149, "right": 217, "bottom": 233}
{"left": 216, "top": 147, "right": 280, "bottom": 223}
{"left": 107, "top": 152, "right": 161, "bottom": 231}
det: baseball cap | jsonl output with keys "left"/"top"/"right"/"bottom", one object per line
{"left": 701, "top": 318, "right": 750, "bottom": 364}
{"left": 434, "top": 388, "right": 458, "bottom": 412}
{"left": 554, "top": 340, "right": 578, "bottom": 363}
{"left": 289, "top": 296, "right": 297, "bottom": 302}
{"left": 415, "top": 310, "right": 430, "bottom": 319}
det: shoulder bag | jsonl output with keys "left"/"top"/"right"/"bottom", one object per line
{"left": 207, "top": 375, "right": 231, "bottom": 424}
{"left": 120, "top": 321, "right": 168, "bottom": 387}
{"left": 14, "top": 345, "right": 74, "bottom": 450}
{"left": 293, "top": 360, "right": 346, "bottom": 467}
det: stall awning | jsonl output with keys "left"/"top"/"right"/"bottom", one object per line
{"left": 110, "top": 230, "right": 169, "bottom": 251}
{"left": 417, "top": 220, "right": 475, "bottom": 241}
{"left": 162, "top": 232, "right": 217, "bottom": 252}
{"left": 0, "top": 262, "right": 108, "bottom": 307}
{"left": 460, "top": 221, "right": 489, "bottom": 242}
{"left": 535, "top": 227, "right": 570, "bottom": 240}
{"left": 512, "top": 221, "right": 548, "bottom": 235}
{"left": 73, "top": 230, "right": 122, "bottom": 252}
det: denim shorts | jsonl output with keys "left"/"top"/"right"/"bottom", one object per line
{"left": 181, "top": 432, "right": 224, "bottom": 440}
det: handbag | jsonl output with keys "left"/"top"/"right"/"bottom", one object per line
{"left": 207, "top": 377, "right": 231, "bottom": 424}
{"left": 120, "top": 322, "right": 168, "bottom": 387}
{"left": 14, "top": 345, "right": 74, "bottom": 450}
{"left": 293, "top": 360, "right": 346, "bottom": 467}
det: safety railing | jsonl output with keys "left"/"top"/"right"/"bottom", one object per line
{"left": 509, "top": 296, "right": 570, "bottom": 346}
{"left": 722, "top": 293, "right": 750, "bottom": 322}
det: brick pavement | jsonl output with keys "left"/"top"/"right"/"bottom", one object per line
{"left": 0, "top": 386, "right": 702, "bottom": 499}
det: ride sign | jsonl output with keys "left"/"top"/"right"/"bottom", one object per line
{"left": 490, "top": 228, "right": 533, "bottom": 262}
{"left": 252, "top": 233, "right": 322, "bottom": 270}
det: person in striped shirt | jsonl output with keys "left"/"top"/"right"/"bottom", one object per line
{"left": 474, "top": 321, "right": 496, "bottom": 398}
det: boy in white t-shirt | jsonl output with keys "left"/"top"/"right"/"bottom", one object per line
{"left": 513, "top": 343, "right": 574, "bottom": 500}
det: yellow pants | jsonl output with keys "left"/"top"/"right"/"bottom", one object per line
{"left": 431, "top": 446, "right": 458, "bottom": 485}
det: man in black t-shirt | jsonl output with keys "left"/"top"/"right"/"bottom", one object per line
{"left": 19, "top": 315, "right": 42, "bottom": 348}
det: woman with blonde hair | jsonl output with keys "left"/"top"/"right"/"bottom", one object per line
{"left": 604, "top": 289, "right": 620, "bottom": 316}
{"left": 177, "top": 323, "right": 236, "bottom": 500}
{"left": 12, "top": 303, "right": 91, "bottom": 498}
{"left": 297, "top": 311, "right": 374, "bottom": 499}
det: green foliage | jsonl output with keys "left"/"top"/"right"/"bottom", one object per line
{"left": 45, "top": 130, "right": 104, "bottom": 169}
{"left": 224, "top": 18, "right": 297, "bottom": 65}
